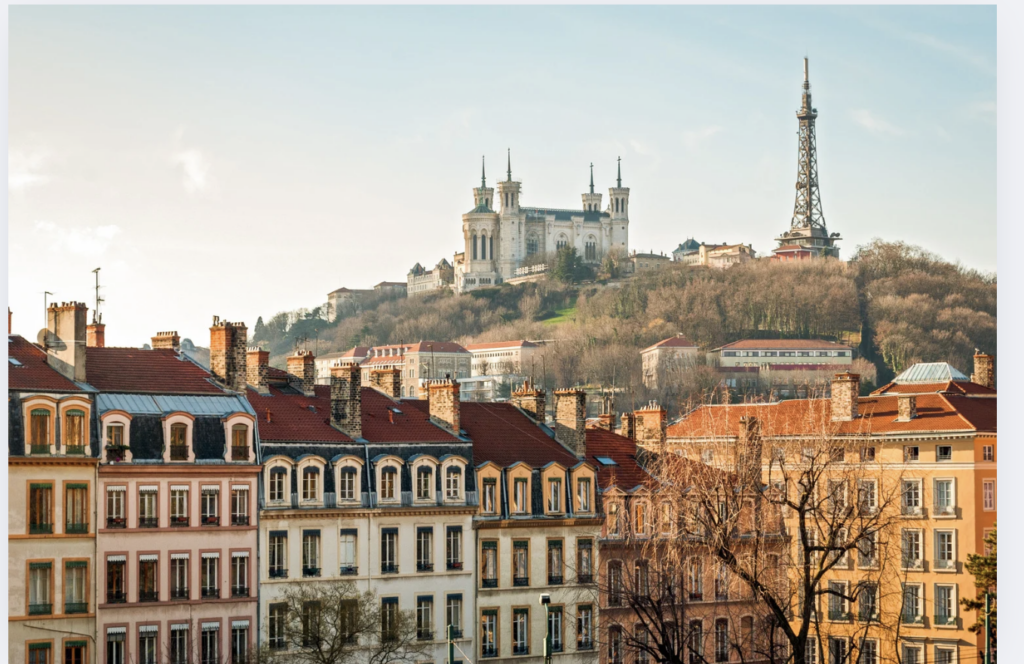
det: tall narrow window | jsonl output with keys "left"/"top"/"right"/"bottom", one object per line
{"left": 483, "top": 479, "right": 497, "bottom": 513}
{"left": 548, "top": 478, "right": 562, "bottom": 513}
{"left": 231, "top": 622, "right": 250, "bottom": 664}
{"left": 934, "top": 479, "right": 955, "bottom": 516}
{"left": 29, "top": 483, "right": 53, "bottom": 534}
{"left": 446, "top": 594, "right": 464, "bottom": 638}
{"left": 688, "top": 621, "right": 703, "bottom": 664}
{"left": 139, "top": 555, "right": 159, "bottom": 602}
{"left": 380, "top": 467, "right": 397, "bottom": 501}
{"left": 202, "top": 554, "right": 220, "bottom": 598}
{"left": 548, "top": 607, "right": 564, "bottom": 652}
{"left": 828, "top": 581, "right": 849, "bottom": 620}
{"left": 577, "top": 477, "right": 591, "bottom": 512}
{"left": 269, "top": 469, "right": 286, "bottom": 503}
{"left": 935, "top": 585, "right": 956, "bottom": 625}
{"left": 513, "top": 608, "right": 529, "bottom": 654}
{"left": 416, "top": 597, "right": 434, "bottom": 640}
{"left": 688, "top": 558, "right": 703, "bottom": 600}
{"left": 609, "top": 626, "right": 623, "bottom": 664}
{"left": 65, "top": 641, "right": 87, "bottom": 664}
{"left": 268, "top": 604, "right": 286, "bottom": 649}
{"left": 64, "top": 561, "right": 88, "bottom": 613}
{"left": 302, "top": 468, "right": 320, "bottom": 502}
{"left": 902, "top": 584, "right": 923, "bottom": 623}
{"left": 171, "top": 555, "right": 189, "bottom": 599}
{"left": 64, "top": 409, "right": 86, "bottom": 454}
{"left": 106, "top": 487, "right": 126, "bottom": 528}
{"left": 381, "top": 528, "right": 398, "bottom": 573}
{"left": 106, "top": 630, "right": 125, "bottom": 664}
{"left": 381, "top": 599, "right": 399, "bottom": 642}
{"left": 446, "top": 526, "right": 463, "bottom": 569}
{"left": 417, "top": 527, "right": 434, "bottom": 572}
{"left": 935, "top": 530, "right": 955, "bottom": 570}
{"left": 170, "top": 423, "right": 188, "bottom": 460}
{"left": 28, "top": 561, "right": 52, "bottom": 615}
{"left": 902, "top": 529, "right": 922, "bottom": 569}
{"left": 577, "top": 605, "right": 594, "bottom": 650}
{"left": 983, "top": 479, "right": 995, "bottom": 511}
{"left": 416, "top": 467, "right": 432, "bottom": 500}
{"left": 106, "top": 556, "right": 126, "bottom": 603}
{"left": 481, "top": 610, "right": 498, "bottom": 657}
{"left": 64, "top": 484, "right": 88, "bottom": 534}
{"left": 138, "top": 486, "right": 158, "bottom": 528}
{"left": 201, "top": 624, "right": 219, "bottom": 664}
{"left": 472, "top": 233, "right": 478, "bottom": 260}
{"left": 231, "top": 487, "right": 250, "bottom": 526}
{"left": 30, "top": 408, "right": 51, "bottom": 454}
{"left": 170, "top": 487, "right": 189, "bottom": 527}
{"left": 202, "top": 486, "right": 220, "bottom": 526}
{"left": 303, "top": 530, "right": 322, "bottom": 577}
{"left": 231, "top": 553, "right": 249, "bottom": 597}
{"left": 514, "top": 478, "right": 528, "bottom": 513}
{"left": 138, "top": 626, "right": 158, "bottom": 664}
{"left": 106, "top": 423, "right": 126, "bottom": 461}
{"left": 513, "top": 540, "right": 529, "bottom": 586}
{"left": 901, "top": 479, "right": 922, "bottom": 516}
{"left": 608, "top": 561, "right": 623, "bottom": 606}
{"left": 446, "top": 467, "right": 462, "bottom": 500}
{"left": 231, "top": 425, "right": 249, "bottom": 461}
{"left": 714, "top": 619, "right": 729, "bottom": 663}
{"left": 490, "top": 236, "right": 494, "bottom": 261}
{"left": 340, "top": 530, "right": 357, "bottom": 574}
{"left": 547, "top": 540, "right": 564, "bottom": 585}
{"left": 577, "top": 539, "right": 593, "bottom": 583}
{"left": 269, "top": 531, "right": 287, "bottom": 578}
{"left": 481, "top": 541, "right": 498, "bottom": 587}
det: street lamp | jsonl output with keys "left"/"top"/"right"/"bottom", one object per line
{"left": 540, "top": 593, "right": 552, "bottom": 664}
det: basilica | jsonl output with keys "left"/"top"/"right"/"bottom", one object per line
{"left": 457, "top": 152, "right": 631, "bottom": 292}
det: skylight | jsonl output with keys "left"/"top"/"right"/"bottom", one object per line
{"left": 8, "top": 357, "right": 22, "bottom": 366}
{"left": 595, "top": 456, "right": 618, "bottom": 466}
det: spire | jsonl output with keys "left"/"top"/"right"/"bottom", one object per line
{"left": 617, "top": 156, "right": 622, "bottom": 188}
{"left": 481, "top": 155, "right": 486, "bottom": 189}
{"left": 589, "top": 162, "right": 594, "bottom": 194}
{"left": 506, "top": 148, "right": 512, "bottom": 182}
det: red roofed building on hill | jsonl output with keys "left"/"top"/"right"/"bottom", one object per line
{"left": 356, "top": 341, "right": 471, "bottom": 399}
{"left": 641, "top": 335, "right": 700, "bottom": 389}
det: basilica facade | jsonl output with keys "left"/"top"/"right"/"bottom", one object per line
{"left": 457, "top": 153, "right": 630, "bottom": 293}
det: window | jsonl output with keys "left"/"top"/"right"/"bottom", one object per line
{"left": 339, "top": 467, "right": 357, "bottom": 501}
{"left": 106, "top": 630, "right": 125, "bottom": 664}
{"left": 609, "top": 626, "right": 623, "bottom": 664}
{"left": 715, "top": 564, "right": 729, "bottom": 600}
{"left": 170, "top": 423, "right": 188, "bottom": 460}
{"left": 858, "top": 583, "right": 878, "bottom": 621}
{"left": 139, "top": 555, "right": 158, "bottom": 602}
{"left": 106, "top": 487, "right": 126, "bottom": 528}
{"left": 858, "top": 531, "right": 878, "bottom": 568}
{"left": 828, "top": 638, "right": 847, "bottom": 664}
{"left": 138, "top": 486, "right": 158, "bottom": 528}
{"left": 577, "top": 605, "right": 593, "bottom": 650}
{"left": 934, "top": 479, "right": 955, "bottom": 515}
{"left": 64, "top": 409, "right": 86, "bottom": 454}
{"left": 935, "top": 530, "right": 955, "bottom": 570}
{"left": 170, "top": 487, "right": 189, "bottom": 526}
{"left": 805, "top": 639, "right": 819, "bottom": 664}
{"left": 936, "top": 445, "right": 952, "bottom": 462}
{"left": 446, "top": 595, "right": 463, "bottom": 638}
{"left": 340, "top": 530, "right": 357, "bottom": 574}
{"left": 380, "top": 467, "right": 397, "bottom": 501}
{"left": 231, "top": 553, "right": 249, "bottom": 596}
{"left": 231, "top": 487, "right": 250, "bottom": 526}
{"left": 302, "top": 468, "right": 320, "bottom": 502}
{"left": 30, "top": 408, "right": 51, "bottom": 453}
{"left": 548, "top": 478, "right": 562, "bottom": 513}
{"left": 446, "top": 467, "right": 462, "bottom": 500}
{"left": 481, "top": 610, "right": 498, "bottom": 657}
{"left": 106, "top": 424, "right": 126, "bottom": 461}
{"left": 577, "top": 477, "right": 591, "bottom": 512}
{"left": 902, "top": 529, "right": 923, "bottom": 569}
{"left": 983, "top": 445, "right": 994, "bottom": 461}
{"left": 859, "top": 446, "right": 875, "bottom": 462}
{"left": 660, "top": 502, "right": 673, "bottom": 536}
{"left": 28, "top": 643, "right": 53, "bottom": 664}
{"left": 472, "top": 233, "right": 478, "bottom": 260}
{"left": 302, "top": 601, "right": 322, "bottom": 646}
{"left": 417, "top": 527, "right": 434, "bottom": 571}
{"left": 857, "top": 480, "right": 877, "bottom": 514}
{"left": 106, "top": 556, "right": 126, "bottom": 603}
{"left": 902, "top": 645, "right": 923, "bottom": 664}
{"left": 64, "top": 641, "right": 87, "bottom": 664}
{"left": 513, "top": 609, "right": 529, "bottom": 654}
{"left": 417, "top": 597, "right": 434, "bottom": 640}
{"left": 202, "top": 554, "right": 220, "bottom": 598}
{"left": 934, "top": 646, "right": 956, "bottom": 664}
{"left": 635, "top": 501, "right": 647, "bottom": 535}
{"left": 902, "top": 583, "right": 923, "bottom": 623}
{"left": 171, "top": 555, "right": 189, "bottom": 599}
{"left": 269, "top": 532, "right": 287, "bottom": 578}
{"left": 577, "top": 539, "right": 593, "bottom": 583}
{"left": 381, "top": 528, "right": 398, "bottom": 574}
{"left": 64, "top": 561, "right": 88, "bottom": 613}
{"left": 548, "top": 607, "right": 564, "bottom": 652}
{"left": 303, "top": 530, "right": 321, "bottom": 576}
{"left": 511, "top": 540, "right": 530, "bottom": 586}
{"left": 828, "top": 581, "right": 849, "bottom": 620}
{"left": 268, "top": 604, "right": 287, "bottom": 649}
{"left": 483, "top": 479, "right": 496, "bottom": 513}
{"left": 702, "top": 449, "right": 714, "bottom": 464}
{"left": 609, "top": 561, "right": 623, "bottom": 606}
{"left": 417, "top": 467, "right": 433, "bottom": 500}
{"left": 547, "top": 540, "right": 563, "bottom": 585}
{"left": 513, "top": 478, "right": 528, "bottom": 513}
{"left": 608, "top": 502, "right": 621, "bottom": 536}
{"left": 231, "top": 424, "right": 249, "bottom": 461}
{"left": 827, "top": 479, "right": 847, "bottom": 512}
{"left": 935, "top": 584, "right": 956, "bottom": 625}
{"left": 983, "top": 479, "right": 995, "bottom": 511}
{"left": 688, "top": 558, "right": 703, "bottom": 600}
{"left": 481, "top": 541, "right": 497, "bottom": 587}
{"left": 904, "top": 446, "right": 919, "bottom": 462}
{"left": 269, "top": 469, "right": 286, "bottom": 503}
{"left": 201, "top": 624, "right": 219, "bottom": 664}
{"left": 688, "top": 621, "right": 703, "bottom": 664}
{"left": 858, "top": 640, "right": 878, "bottom": 664}
{"left": 138, "top": 627, "right": 157, "bottom": 664}
{"left": 902, "top": 479, "right": 922, "bottom": 516}
{"left": 231, "top": 622, "right": 250, "bottom": 664}
{"left": 446, "top": 526, "right": 463, "bottom": 570}
{"left": 714, "top": 619, "right": 729, "bottom": 663}
{"left": 28, "top": 562, "right": 52, "bottom": 615}
{"left": 202, "top": 486, "right": 220, "bottom": 525}
{"left": 29, "top": 483, "right": 53, "bottom": 534}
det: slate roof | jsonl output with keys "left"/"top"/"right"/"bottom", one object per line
{"left": 641, "top": 336, "right": 698, "bottom": 353}
{"left": 7, "top": 335, "right": 84, "bottom": 392}
{"left": 871, "top": 381, "right": 996, "bottom": 397}
{"left": 85, "top": 346, "right": 225, "bottom": 394}
{"left": 714, "top": 339, "right": 852, "bottom": 351}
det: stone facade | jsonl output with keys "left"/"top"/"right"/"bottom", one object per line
{"left": 971, "top": 352, "right": 995, "bottom": 389}
{"left": 898, "top": 394, "right": 918, "bottom": 422}
{"left": 633, "top": 402, "right": 667, "bottom": 448}
{"left": 510, "top": 381, "right": 546, "bottom": 422}
{"left": 553, "top": 389, "right": 587, "bottom": 457}
{"left": 87, "top": 322, "right": 106, "bottom": 348}
{"left": 330, "top": 365, "right": 362, "bottom": 439}
{"left": 45, "top": 302, "right": 88, "bottom": 382}
{"left": 286, "top": 350, "right": 316, "bottom": 396}
{"left": 209, "top": 317, "right": 248, "bottom": 393}
{"left": 247, "top": 347, "right": 271, "bottom": 395}
{"left": 368, "top": 368, "right": 402, "bottom": 399}
{"left": 150, "top": 330, "right": 180, "bottom": 351}
{"left": 830, "top": 372, "right": 860, "bottom": 421}
{"left": 428, "top": 380, "right": 461, "bottom": 434}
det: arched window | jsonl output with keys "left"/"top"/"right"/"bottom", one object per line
{"left": 556, "top": 235, "right": 568, "bottom": 251}
{"left": 489, "top": 236, "right": 493, "bottom": 261}
{"left": 170, "top": 423, "right": 188, "bottom": 460}
{"left": 615, "top": 198, "right": 620, "bottom": 213}
{"left": 714, "top": 619, "right": 729, "bottom": 662}
{"left": 231, "top": 424, "right": 249, "bottom": 461}
{"left": 526, "top": 235, "right": 538, "bottom": 256}
{"left": 585, "top": 238, "right": 597, "bottom": 261}
{"left": 472, "top": 233, "right": 478, "bottom": 260}
{"left": 480, "top": 233, "right": 486, "bottom": 260}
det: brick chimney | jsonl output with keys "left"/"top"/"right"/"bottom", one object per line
{"left": 46, "top": 302, "right": 88, "bottom": 382}
{"left": 86, "top": 322, "right": 105, "bottom": 348}
{"left": 595, "top": 413, "right": 614, "bottom": 431}
{"left": 553, "top": 388, "right": 587, "bottom": 457}
{"left": 971, "top": 352, "right": 995, "bottom": 390}
{"left": 287, "top": 350, "right": 317, "bottom": 397}
{"left": 634, "top": 401, "right": 667, "bottom": 449}
{"left": 830, "top": 373, "right": 860, "bottom": 421}
{"left": 330, "top": 365, "right": 362, "bottom": 439}
{"left": 897, "top": 395, "right": 917, "bottom": 422}
{"left": 369, "top": 368, "right": 402, "bottom": 400}
{"left": 736, "top": 415, "right": 761, "bottom": 489}
{"left": 620, "top": 412, "right": 636, "bottom": 441}
{"left": 151, "top": 331, "right": 181, "bottom": 351}
{"left": 510, "top": 380, "right": 546, "bottom": 423}
{"left": 209, "top": 316, "right": 248, "bottom": 393}
{"left": 247, "top": 347, "right": 270, "bottom": 395}
{"left": 429, "top": 379, "right": 461, "bottom": 435}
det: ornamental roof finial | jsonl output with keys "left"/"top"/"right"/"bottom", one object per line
{"left": 506, "top": 148, "right": 512, "bottom": 182}
{"left": 617, "top": 156, "right": 622, "bottom": 188}
{"left": 589, "top": 162, "right": 594, "bottom": 194}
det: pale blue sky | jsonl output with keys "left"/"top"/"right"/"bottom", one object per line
{"left": 9, "top": 5, "right": 995, "bottom": 346}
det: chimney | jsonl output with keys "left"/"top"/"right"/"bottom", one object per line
{"left": 209, "top": 317, "right": 248, "bottom": 393}
{"left": 620, "top": 412, "right": 636, "bottom": 441}
{"left": 428, "top": 379, "right": 461, "bottom": 435}
{"left": 46, "top": 302, "right": 88, "bottom": 382}
{"left": 247, "top": 347, "right": 271, "bottom": 395}
{"left": 151, "top": 331, "right": 181, "bottom": 351}
{"left": 553, "top": 388, "right": 587, "bottom": 457}
{"left": 830, "top": 373, "right": 860, "bottom": 421}
{"left": 287, "top": 350, "right": 317, "bottom": 397}
{"left": 971, "top": 352, "right": 995, "bottom": 390}
{"left": 735, "top": 416, "right": 761, "bottom": 489}
{"left": 510, "top": 380, "right": 546, "bottom": 422}
{"left": 330, "top": 365, "right": 362, "bottom": 439}
{"left": 634, "top": 401, "right": 667, "bottom": 449}
{"left": 897, "top": 395, "right": 917, "bottom": 422}
{"left": 369, "top": 368, "right": 403, "bottom": 400}
{"left": 86, "top": 322, "right": 105, "bottom": 348}
{"left": 595, "top": 413, "right": 614, "bottom": 431}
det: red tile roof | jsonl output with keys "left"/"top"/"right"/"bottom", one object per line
{"left": 247, "top": 386, "right": 459, "bottom": 444}
{"left": 360, "top": 356, "right": 405, "bottom": 366}
{"left": 464, "top": 340, "right": 538, "bottom": 351}
{"left": 774, "top": 245, "right": 813, "bottom": 252}
{"left": 405, "top": 341, "right": 469, "bottom": 354}
{"left": 85, "top": 347, "right": 226, "bottom": 394}
{"left": 582, "top": 427, "right": 650, "bottom": 490}
{"left": 871, "top": 381, "right": 996, "bottom": 397}
{"left": 7, "top": 336, "right": 83, "bottom": 392}
{"left": 715, "top": 339, "right": 852, "bottom": 351}
{"left": 642, "top": 336, "right": 698, "bottom": 353}
{"left": 667, "top": 393, "right": 996, "bottom": 439}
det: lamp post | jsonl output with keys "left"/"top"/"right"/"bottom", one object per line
{"left": 540, "top": 593, "right": 551, "bottom": 664}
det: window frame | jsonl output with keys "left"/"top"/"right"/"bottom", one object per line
{"left": 162, "top": 412, "right": 195, "bottom": 463}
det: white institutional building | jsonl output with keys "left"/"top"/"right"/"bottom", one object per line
{"left": 458, "top": 152, "right": 631, "bottom": 293}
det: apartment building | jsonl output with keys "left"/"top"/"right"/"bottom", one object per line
{"left": 640, "top": 335, "right": 699, "bottom": 390}
{"left": 358, "top": 342, "right": 472, "bottom": 398}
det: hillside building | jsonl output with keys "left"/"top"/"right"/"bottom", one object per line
{"left": 640, "top": 335, "right": 700, "bottom": 389}
{"left": 408, "top": 259, "right": 455, "bottom": 297}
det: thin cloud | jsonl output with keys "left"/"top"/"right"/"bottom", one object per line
{"left": 850, "top": 109, "right": 904, "bottom": 136}
{"left": 34, "top": 221, "right": 121, "bottom": 255}
{"left": 170, "top": 128, "right": 212, "bottom": 195}
{"left": 9, "top": 147, "right": 51, "bottom": 191}
{"left": 682, "top": 125, "right": 724, "bottom": 150}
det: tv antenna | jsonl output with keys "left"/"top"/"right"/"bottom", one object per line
{"left": 91, "top": 267, "right": 104, "bottom": 324}
{"left": 43, "top": 291, "right": 54, "bottom": 326}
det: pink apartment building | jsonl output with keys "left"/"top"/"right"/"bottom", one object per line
{"left": 94, "top": 326, "right": 259, "bottom": 664}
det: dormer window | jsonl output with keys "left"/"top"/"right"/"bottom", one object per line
{"left": 63, "top": 409, "right": 86, "bottom": 455}
{"left": 548, "top": 478, "right": 562, "bottom": 513}
{"left": 231, "top": 425, "right": 250, "bottom": 461}
{"left": 577, "top": 477, "right": 592, "bottom": 513}
{"left": 416, "top": 467, "right": 433, "bottom": 501}
{"left": 107, "top": 425, "right": 126, "bottom": 460}
{"left": 513, "top": 478, "right": 528, "bottom": 514}
{"left": 30, "top": 409, "right": 52, "bottom": 455}
{"left": 301, "top": 468, "right": 320, "bottom": 502}
{"left": 170, "top": 424, "right": 188, "bottom": 460}
{"left": 339, "top": 467, "right": 358, "bottom": 502}
{"left": 380, "top": 467, "right": 398, "bottom": 501}
{"left": 445, "top": 467, "right": 462, "bottom": 501}
{"left": 269, "top": 468, "right": 287, "bottom": 503}
{"left": 482, "top": 479, "right": 497, "bottom": 514}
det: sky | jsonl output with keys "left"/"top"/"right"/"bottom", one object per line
{"left": 8, "top": 5, "right": 996, "bottom": 347}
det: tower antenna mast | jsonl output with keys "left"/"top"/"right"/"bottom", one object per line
{"left": 91, "top": 268, "right": 104, "bottom": 324}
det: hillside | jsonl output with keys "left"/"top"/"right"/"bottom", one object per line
{"left": 251, "top": 240, "right": 996, "bottom": 405}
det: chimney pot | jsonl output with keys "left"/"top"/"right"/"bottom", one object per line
{"left": 151, "top": 330, "right": 181, "bottom": 351}
{"left": 897, "top": 394, "right": 917, "bottom": 422}
{"left": 510, "top": 380, "right": 547, "bottom": 422}
{"left": 369, "top": 368, "right": 403, "bottom": 400}
{"left": 287, "top": 350, "right": 317, "bottom": 397}
{"left": 428, "top": 379, "right": 461, "bottom": 435}
{"left": 553, "top": 388, "right": 587, "bottom": 457}
{"left": 971, "top": 352, "right": 995, "bottom": 390}
{"left": 209, "top": 320, "right": 248, "bottom": 393}
{"left": 247, "top": 347, "right": 271, "bottom": 395}
{"left": 330, "top": 365, "right": 362, "bottom": 439}
{"left": 830, "top": 372, "right": 860, "bottom": 421}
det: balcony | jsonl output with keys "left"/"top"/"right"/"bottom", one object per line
{"left": 170, "top": 516, "right": 190, "bottom": 528}
{"left": 138, "top": 517, "right": 159, "bottom": 528}
{"left": 447, "top": 561, "right": 464, "bottom": 571}
{"left": 202, "top": 515, "right": 220, "bottom": 527}
{"left": 902, "top": 613, "right": 924, "bottom": 625}
{"left": 139, "top": 590, "right": 159, "bottom": 603}
{"left": 232, "top": 586, "right": 249, "bottom": 598}
{"left": 29, "top": 522, "right": 53, "bottom": 535}
{"left": 934, "top": 614, "right": 956, "bottom": 626}
{"left": 65, "top": 522, "right": 89, "bottom": 534}
{"left": 28, "top": 602, "right": 52, "bottom": 615}
{"left": 482, "top": 578, "right": 498, "bottom": 589}
{"left": 688, "top": 592, "right": 703, "bottom": 602}
{"left": 902, "top": 504, "right": 923, "bottom": 517}
{"left": 514, "top": 576, "right": 530, "bottom": 587}
{"left": 380, "top": 564, "right": 398, "bottom": 575}
{"left": 231, "top": 514, "right": 250, "bottom": 526}
{"left": 417, "top": 562, "right": 434, "bottom": 573}
{"left": 303, "top": 567, "right": 322, "bottom": 578}
{"left": 828, "top": 609, "right": 851, "bottom": 622}
{"left": 171, "top": 588, "right": 190, "bottom": 600}
{"left": 933, "top": 504, "right": 956, "bottom": 517}
{"left": 64, "top": 601, "right": 88, "bottom": 614}
{"left": 548, "top": 574, "right": 563, "bottom": 586}
{"left": 513, "top": 645, "right": 530, "bottom": 655}
{"left": 417, "top": 630, "right": 434, "bottom": 641}
{"left": 202, "top": 587, "right": 219, "bottom": 599}
{"left": 106, "top": 590, "right": 126, "bottom": 604}
{"left": 578, "top": 640, "right": 594, "bottom": 651}
{"left": 449, "top": 629, "right": 463, "bottom": 639}
{"left": 231, "top": 445, "right": 250, "bottom": 462}
{"left": 269, "top": 568, "right": 288, "bottom": 579}
{"left": 340, "top": 565, "right": 358, "bottom": 576}
{"left": 481, "top": 645, "right": 498, "bottom": 659}
{"left": 934, "top": 559, "right": 956, "bottom": 571}
{"left": 106, "top": 516, "right": 126, "bottom": 529}
{"left": 170, "top": 444, "right": 189, "bottom": 461}
{"left": 577, "top": 573, "right": 593, "bottom": 584}
{"left": 31, "top": 444, "right": 50, "bottom": 455}
{"left": 715, "top": 591, "right": 729, "bottom": 602}
{"left": 64, "top": 445, "right": 86, "bottom": 456}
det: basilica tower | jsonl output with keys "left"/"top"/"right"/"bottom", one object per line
{"left": 495, "top": 149, "right": 523, "bottom": 278}
{"left": 608, "top": 156, "right": 630, "bottom": 254}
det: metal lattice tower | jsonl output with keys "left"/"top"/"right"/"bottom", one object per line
{"left": 790, "top": 57, "right": 826, "bottom": 231}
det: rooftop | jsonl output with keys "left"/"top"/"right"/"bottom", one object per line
{"left": 641, "top": 335, "right": 699, "bottom": 354}
{"left": 464, "top": 340, "right": 539, "bottom": 351}
{"left": 7, "top": 335, "right": 84, "bottom": 393}
{"left": 714, "top": 339, "right": 852, "bottom": 351}
{"left": 86, "top": 346, "right": 226, "bottom": 395}
{"left": 892, "top": 362, "right": 969, "bottom": 384}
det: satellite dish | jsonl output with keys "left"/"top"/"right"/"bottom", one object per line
{"left": 37, "top": 328, "right": 62, "bottom": 350}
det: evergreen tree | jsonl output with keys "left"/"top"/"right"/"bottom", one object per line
{"left": 552, "top": 246, "right": 583, "bottom": 284}
{"left": 252, "top": 316, "right": 267, "bottom": 342}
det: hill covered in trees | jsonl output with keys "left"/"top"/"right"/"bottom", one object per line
{"left": 251, "top": 239, "right": 996, "bottom": 400}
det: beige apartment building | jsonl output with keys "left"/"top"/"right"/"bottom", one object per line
{"left": 358, "top": 341, "right": 471, "bottom": 398}
{"left": 640, "top": 335, "right": 699, "bottom": 389}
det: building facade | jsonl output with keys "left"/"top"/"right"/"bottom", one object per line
{"left": 315, "top": 347, "right": 370, "bottom": 385}
{"left": 640, "top": 335, "right": 700, "bottom": 390}
{"left": 408, "top": 259, "right": 455, "bottom": 297}
{"left": 357, "top": 342, "right": 472, "bottom": 398}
